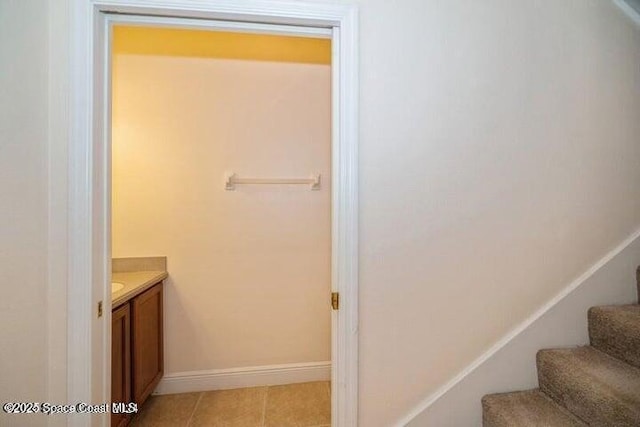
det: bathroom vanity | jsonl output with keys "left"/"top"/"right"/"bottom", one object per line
{"left": 111, "top": 258, "right": 167, "bottom": 427}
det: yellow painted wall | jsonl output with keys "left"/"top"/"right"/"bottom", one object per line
{"left": 112, "top": 25, "right": 331, "bottom": 65}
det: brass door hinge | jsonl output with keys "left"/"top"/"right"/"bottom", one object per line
{"left": 331, "top": 292, "right": 340, "bottom": 310}
{"left": 98, "top": 300, "right": 103, "bottom": 318}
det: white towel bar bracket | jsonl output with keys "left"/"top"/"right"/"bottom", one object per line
{"left": 224, "top": 172, "right": 321, "bottom": 191}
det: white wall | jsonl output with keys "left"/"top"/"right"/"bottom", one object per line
{"left": 111, "top": 54, "right": 332, "bottom": 373}
{"left": 2, "top": 1, "right": 638, "bottom": 426}
{"left": 0, "top": 1, "right": 49, "bottom": 426}
{"left": 355, "top": 0, "right": 640, "bottom": 425}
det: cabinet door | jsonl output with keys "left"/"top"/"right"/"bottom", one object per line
{"left": 112, "top": 303, "right": 131, "bottom": 427}
{"left": 132, "top": 283, "right": 163, "bottom": 405}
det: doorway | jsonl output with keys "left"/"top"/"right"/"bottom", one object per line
{"left": 111, "top": 22, "right": 332, "bottom": 426}
{"left": 65, "top": 2, "right": 358, "bottom": 427}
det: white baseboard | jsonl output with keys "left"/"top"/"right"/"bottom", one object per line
{"left": 397, "top": 227, "right": 640, "bottom": 426}
{"left": 154, "top": 361, "right": 331, "bottom": 395}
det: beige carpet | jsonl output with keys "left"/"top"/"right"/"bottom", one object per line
{"left": 482, "top": 266, "right": 640, "bottom": 426}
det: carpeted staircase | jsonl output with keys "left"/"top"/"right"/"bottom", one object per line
{"left": 481, "top": 267, "right": 640, "bottom": 426}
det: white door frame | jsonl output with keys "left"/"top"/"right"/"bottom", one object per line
{"left": 66, "top": 1, "right": 358, "bottom": 426}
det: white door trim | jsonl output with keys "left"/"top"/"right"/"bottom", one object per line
{"left": 106, "top": 13, "right": 333, "bottom": 38}
{"left": 66, "top": 1, "right": 359, "bottom": 426}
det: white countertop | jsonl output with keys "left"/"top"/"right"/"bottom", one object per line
{"left": 112, "top": 270, "right": 167, "bottom": 308}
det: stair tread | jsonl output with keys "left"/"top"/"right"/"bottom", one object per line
{"left": 482, "top": 390, "right": 587, "bottom": 426}
{"left": 537, "top": 346, "right": 640, "bottom": 426}
{"left": 589, "top": 305, "right": 640, "bottom": 368}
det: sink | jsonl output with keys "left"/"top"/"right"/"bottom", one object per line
{"left": 112, "top": 282, "right": 125, "bottom": 293}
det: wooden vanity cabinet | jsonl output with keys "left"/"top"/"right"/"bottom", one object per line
{"left": 111, "top": 303, "right": 131, "bottom": 427}
{"left": 132, "top": 283, "right": 164, "bottom": 406}
{"left": 111, "top": 281, "right": 163, "bottom": 426}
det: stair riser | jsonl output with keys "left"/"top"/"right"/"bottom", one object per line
{"left": 537, "top": 351, "right": 640, "bottom": 426}
{"left": 588, "top": 307, "right": 640, "bottom": 369}
{"left": 482, "top": 391, "right": 587, "bottom": 427}
{"left": 482, "top": 412, "right": 500, "bottom": 427}
{"left": 637, "top": 266, "right": 640, "bottom": 303}
{"left": 482, "top": 398, "right": 510, "bottom": 427}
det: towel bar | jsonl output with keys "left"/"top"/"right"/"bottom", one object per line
{"left": 224, "top": 172, "right": 321, "bottom": 191}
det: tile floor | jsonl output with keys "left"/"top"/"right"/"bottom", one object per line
{"left": 129, "top": 381, "right": 331, "bottom": 427}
